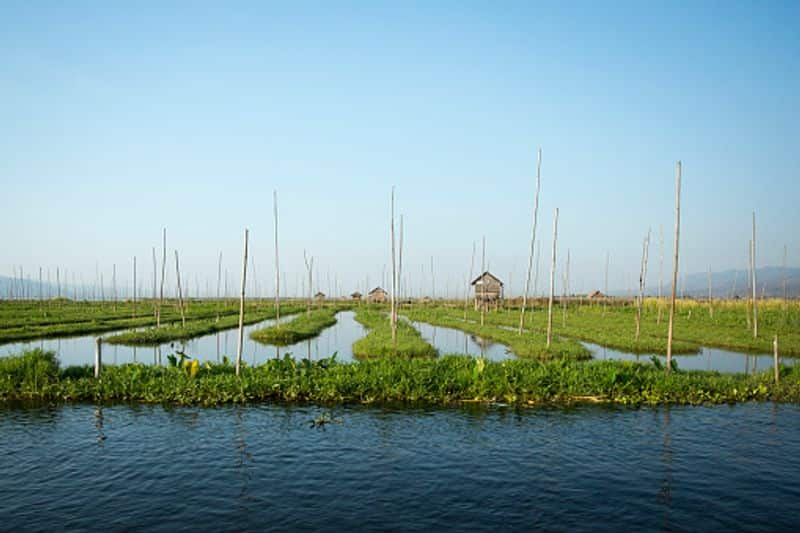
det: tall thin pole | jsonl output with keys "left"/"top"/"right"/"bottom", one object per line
{"left": 658, "top": 225, "right": 664, "bottom": 324}
{"left": 464, "top": 241, "right": 476, "bottom": 320}
{"left": 174, "top": 251, "right": 186, "bottom": 327}
{"left": 546, "top": 208, "right": 559, "bottom": 347}
{"left": 519, "top": 147, "right": 542, "bottom": 334}
{"left": 216, "top": 251, "right": 223, "bottom": 322}
{"left": 235, "top": 229, "right": 249, "bottom": 376}
{"left": 666, "top": 161, "right": 682, "bottom": 372}
{"left": 480, "top": 235, "right": 486, "bottom": 326}
{"left": 158, "top": 228, "right": 166, "bottom": 327}
{"left": 132, "top": 256, "right": 137, "bottom": 318}
{"left": 151, "top": 247, "right": 157, "bottom": 317}
{"left": 274, "top": 190, "right": 281, "bottom": 323}
{"left": 751, "top": 212, "right": 758, "bottom": 338}
{"left": 635, "top": 229, "right": 650, "bottom": 341}
{"left": 390, "top": 187, "right": 398, "bottom": 342}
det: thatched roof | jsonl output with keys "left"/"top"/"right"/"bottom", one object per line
{"left": 587, "top": 290, "right": 606, "bottom": 299}
{"left": 351, "top": 291, "right": 362, "bottom": 298}
{"left": 314, "top": 291, "right": 325, "bottom": 298}
{"left": 368, "top": 287, "right": 386, "bottom": 295}
{"left": 470, "top": 271, "right": 504, "bottom": 286}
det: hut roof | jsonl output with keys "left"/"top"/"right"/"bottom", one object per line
{"left": 470, "top": 271, "right": 504, "bottom": 287}
{"left": 587, "top": 290, "right": 606, "bottom": 299}
{"left": 351, "top": 291, "right": 362, "bottom": 297}
{"left": 368, "top": 287, "right": 386, "bottom": 295}
{"left": 314, "top": 291, "right": 325, "bottom": 298}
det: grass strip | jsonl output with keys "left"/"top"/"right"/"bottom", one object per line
{"left": 104, "top": 306, "right": 305, "bottom": 345}
{"left": 250, "top": 308, "right": 338, "bottom": 345}
{"left": 403, "top": 308, "right": 591, "bottom": 360}
{"left": 351, "top": 309, "right": 437, "bottom": 359}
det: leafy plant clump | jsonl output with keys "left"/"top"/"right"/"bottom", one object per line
{"left": 2, "top": 349, "right": 799, "bottom": 406}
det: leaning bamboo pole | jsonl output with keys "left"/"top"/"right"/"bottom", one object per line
{"left": 235, "top": 229, "right": 249, "bottom": 376}
{"left": 666, "top": 161, "right": 681, "bottom": 373}
{"left": 519, "top": 148, "right": 542, "bottom": 334}
{"left": 635, "top": 229, "right": 650, "bottom": 341}
{"left": 546, "top": 208, "right": 559, "bottom": 348}
{"left": 751, "top": 212, "right": 758, "bottom": 338}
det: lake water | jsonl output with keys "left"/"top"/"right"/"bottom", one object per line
{"left": 0, "top": 311, "right": 367, "bottom": 366}
{"left": 1, "top": 402, "right": 798, "bottom": 531}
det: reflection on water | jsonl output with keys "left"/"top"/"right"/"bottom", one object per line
{"left": 1, "top": 403, "right": 799, "bottom": 531}
{"left": 585, "top": 341, "right": 796, "bottom": 374}
{"left": 410, "top": 320, "right": 514, "bottom": 361}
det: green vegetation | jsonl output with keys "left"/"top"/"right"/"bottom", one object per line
{"left": 403, "top": 307, "right": 591, "bottom": 360}
{"left": 413, "top": 299, "right": 800, "bottom": 356}
{"left": 2, "top": 349, "right": 799, "bottom": 406}
{"left": 104, "top": 305, "right": 304, "bottom": 345}
{"left": 0, "top": 299, "right": 284, "bottom": 344}
{"left": 250, "top": 308, "right": 338, "bottom": 345}
{"left": 352, "top": 309, "right": 438, "bottom": 359}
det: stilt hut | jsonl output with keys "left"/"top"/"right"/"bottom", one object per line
{"left": 471, "top": 271, "right": 504, "bottom": 311}
{"left": 350, "top": 291, "right": 362, "bottom": 301}
{"left": 367, "top": 287, "right": 387, "bottom": 304}
{"left": 314, "top": 291, "right": 326, "bottom": 303}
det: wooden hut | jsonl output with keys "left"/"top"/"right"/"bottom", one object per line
{"left": 471, "top": 271, "right": 503, "bottom": 311}
{"left": 350, "top": 291, "right": 362, "bottom": 301}
{"left": 367, "top": 287, "right": 387, "bottom": 304}
{"left": 314, "top": 291, "right": 326, "bottom": 303}
{"left": 587, "top": 290, "right": 606, "bottom": 300}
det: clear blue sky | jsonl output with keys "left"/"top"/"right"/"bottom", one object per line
{"left": 2, "top": 0, "right": 798, "bottom": 298}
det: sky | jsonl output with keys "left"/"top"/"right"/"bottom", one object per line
{"left": 1, "top": 0, "right": 798, "bottom": 298}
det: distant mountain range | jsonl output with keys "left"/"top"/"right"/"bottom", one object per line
{"left": 674, "top": 267, "right": 799, "bottom": 299}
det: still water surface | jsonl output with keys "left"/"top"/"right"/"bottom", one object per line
{"left": 1, "top": 402, "right": 798, "bottom": 531}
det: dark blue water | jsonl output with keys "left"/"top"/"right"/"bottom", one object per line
{"left": 1, "top": 403, "right": 799, "bottom": 531}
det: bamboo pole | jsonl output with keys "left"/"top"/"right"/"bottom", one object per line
{"left": 774, "top": 335, "right": 779, "bottom": 385}
{"left": 235, "top": 229, "right": 249, "bottom": 376}
{"left": 390, "top": 187, "right": 398, "bottom": 343}
{"left": 746, "top": 242, "right": 752, "bottom": 329}
{"left": 635, "top": 229, "right": 650, "bottom": 341}
{"left": 546, "top": 208, "right": 559, "bottom": 347}
{"left": 132, "top": 256, "right": 137, "bottom": 318}
{"left": 158, "top": 228, "right": 166, "bottom": 328}
{"left": 519, "top": 148, "right": 542, "bottom": 334}
{"left": 480, "top": 235, "right": 486, "bottom": 326}
{"left": 666, "top": 161, "right": 681, "bottom": 373}
{"left": 751, "top": 212, "right": 758, "bottom": 338}
{"left": 273, "top": 190, "right": 280, "bottom": 322}
{"left": 464, "top": 241, "right": 476, "bottom": 321}
{"left": 216, "top": 251, "right": 223, "bottom": 322}
{"left": 174, "top": 251, "right": 186, "bottom": 327}
{"left": 303, "top": 250, "right": 313, "bottom": 313}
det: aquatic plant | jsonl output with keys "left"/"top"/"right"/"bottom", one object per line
{"left": 3, "top": 349, "right": 798, "bottom": 407}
